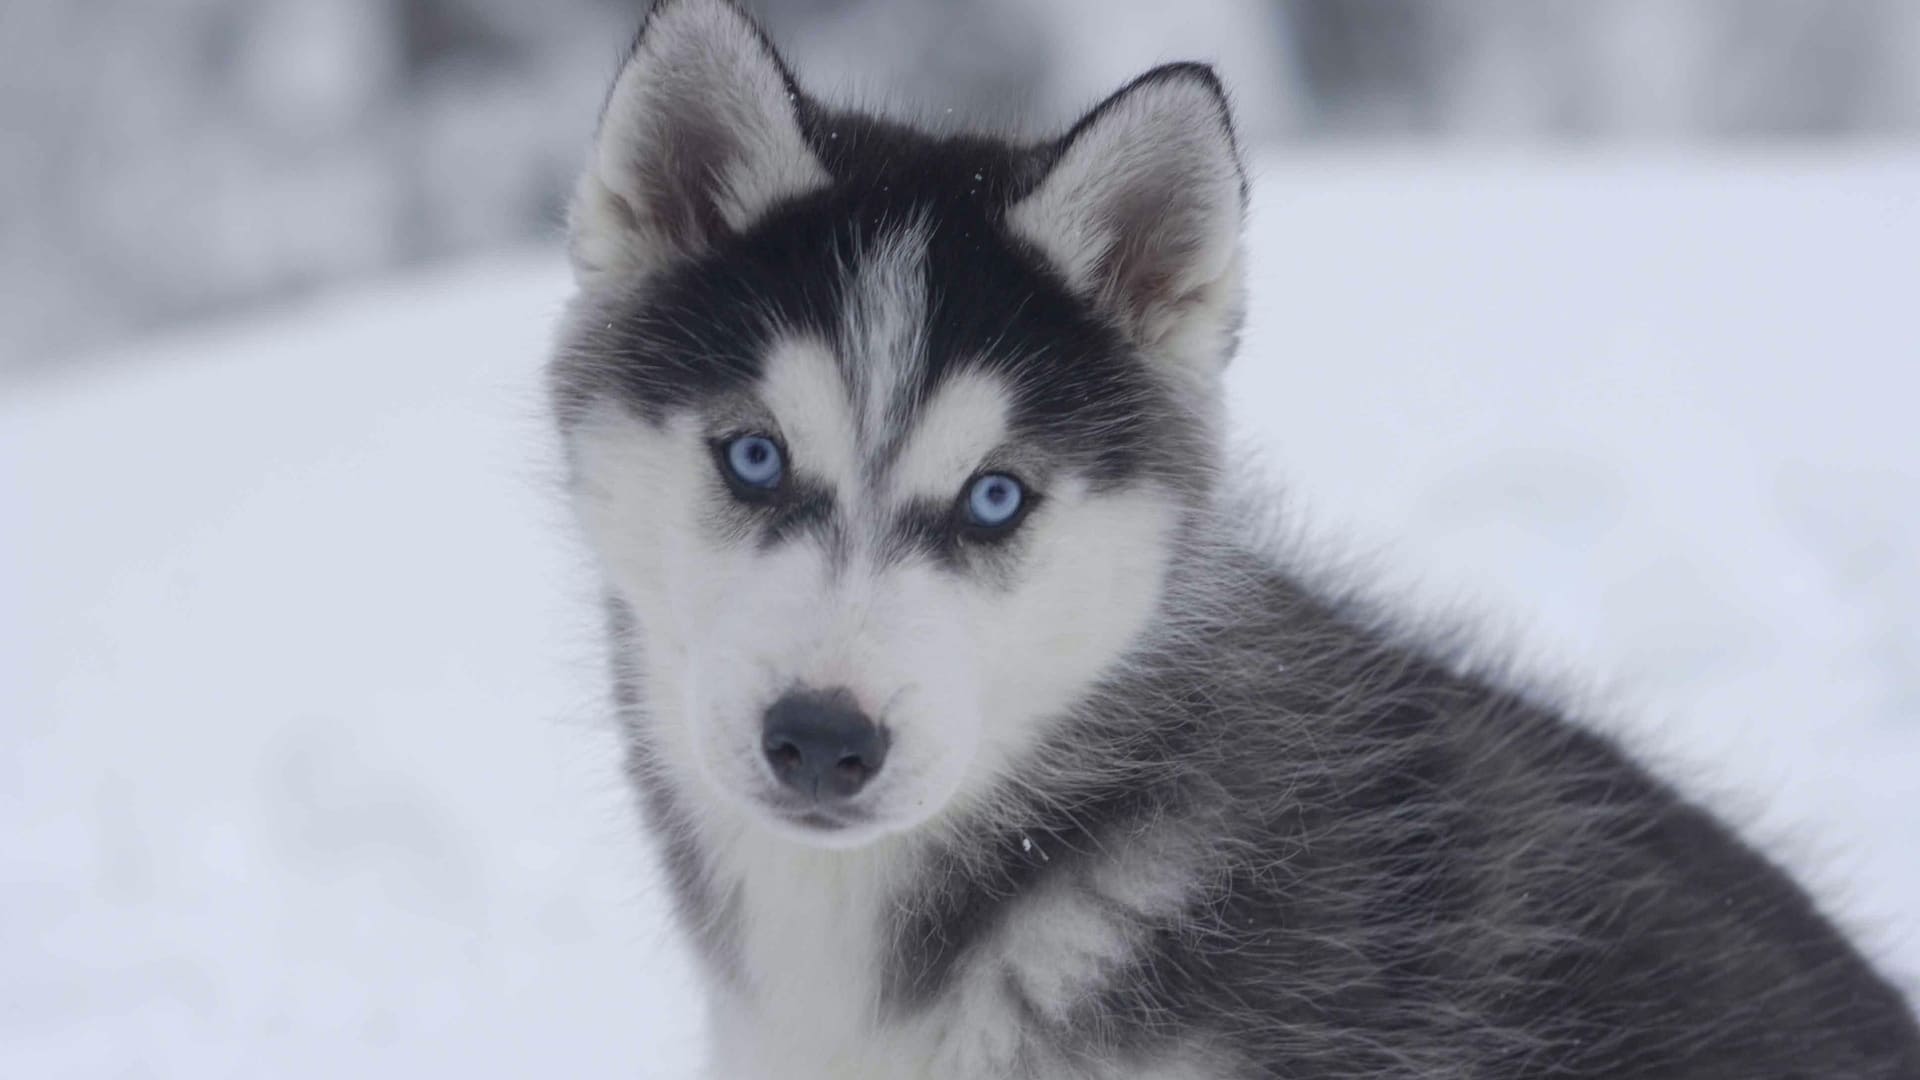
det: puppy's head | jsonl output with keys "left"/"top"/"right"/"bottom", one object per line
{"left": 553, "top": 0, "right": 1246, "bottom": 847}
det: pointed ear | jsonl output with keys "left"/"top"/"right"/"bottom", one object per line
{"left": 568, "top": 0, "right": 828, "bottom": 281}
{"left": 1009, "top": 64, "right": 1248, "bottom": 375}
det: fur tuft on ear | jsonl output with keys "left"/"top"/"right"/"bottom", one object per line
{"left": 1009, "top": 64, "right": 1248, "bottom": 378}
{"left": 568, "top": 0, "right": 828, "bottom": 281}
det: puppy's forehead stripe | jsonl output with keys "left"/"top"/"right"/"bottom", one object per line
{"left": 839, "top": 219, "right": 933, "bottom": 465}
{"left": 742, "top": 223, "right": 999, "bottom": 565}
{"left": 758, "top": 221, "right": 1008, "bottom": 507}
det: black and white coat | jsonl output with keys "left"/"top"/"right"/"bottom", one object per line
{"left": 548, "top": 2, "right": 1920, "bottom": 1077}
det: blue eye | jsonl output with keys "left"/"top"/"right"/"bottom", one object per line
{"left": 724, "top": 434, "right": 784, "bottom": 489}
{"left": 964, "top": 473, "right": 1025, "bottom": 529}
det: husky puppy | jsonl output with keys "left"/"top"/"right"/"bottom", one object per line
{"left": 549, "top": 1, "right": 1920, "bottom": 1076}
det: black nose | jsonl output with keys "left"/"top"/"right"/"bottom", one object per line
{"left": 762, "top": 688, "right": 888, "bottom": 802}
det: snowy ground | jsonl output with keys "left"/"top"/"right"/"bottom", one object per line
{"left": 4, "top": 152, "right": 1917, "bottom": 1076}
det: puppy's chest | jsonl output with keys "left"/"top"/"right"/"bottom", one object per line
{"left": 731, "top": 859, "right": 886, "bottom": 1043}
{"left": 708, "top": 846, "right": 1222, "bottom": 1080}
{"left": 711, "top": 854, "right": 1015, "bottom": 1080}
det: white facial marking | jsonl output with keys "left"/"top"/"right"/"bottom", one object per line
{"left": 886, "top": 371, "right": 1011, "bottom": 504}
{"left": 573, "top": 411, "right": 1179, "bottom": 848}
{"left": 757, "top": 337, "right": 860, "bottom": 492}
{"left": 956, "top": 478, "right": 1179, "bottom": 797}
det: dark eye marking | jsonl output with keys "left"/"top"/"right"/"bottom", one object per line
{"left": 707, "top": 431, "right": 840, "bottom": 548}
{"left": 880, "top": 471, "right": 1043, "bottom": 568}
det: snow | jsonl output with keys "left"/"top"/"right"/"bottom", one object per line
{"left": 4, "top": 151, "right": 1917, "bottom": 1075}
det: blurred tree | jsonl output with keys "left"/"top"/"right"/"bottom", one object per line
{"left": 1280, "top": 0, "right": 1920, "bottom": 138}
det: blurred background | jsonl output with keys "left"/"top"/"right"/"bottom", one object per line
{"left": 6, "top": 0, "right": 1920, "bottom": 372}
{"left": 4, "top": 2, "right": 1918, "bottom": 1076}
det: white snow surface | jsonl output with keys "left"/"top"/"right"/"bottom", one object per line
{"left": 4, "top": 151, "right": 1918, "bottom": 1075}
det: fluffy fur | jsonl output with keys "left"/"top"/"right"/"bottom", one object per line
{"left": 549, "top": 2, "right": 1920, "bottom": 1077}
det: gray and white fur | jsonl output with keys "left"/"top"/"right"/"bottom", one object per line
{"left": 548, "top": 1, "right": 1920, "bottom": 1076}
